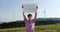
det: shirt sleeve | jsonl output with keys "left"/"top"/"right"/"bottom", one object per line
{"left": 24, "top": 19, "right": 27, "bottom": 23}
{"left": 32, "top": 19, "right": 36, "bottom": 23}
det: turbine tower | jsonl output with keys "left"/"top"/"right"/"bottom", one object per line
{"left": 13, "top": 14, "right": 15, "bottom": 20}
{"left": 44, "top": 10, "right": 46, "bottom": 18}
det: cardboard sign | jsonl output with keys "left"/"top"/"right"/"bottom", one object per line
{"left": 22, "top": 4, "right": 38, "bottom": 13}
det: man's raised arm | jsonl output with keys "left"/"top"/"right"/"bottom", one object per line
{"left": 23, "top": 12, "right": 27, "bottom": 21}
{"left": 34, "top": 6, "right": 38, "bottom": 20}
{"left": 34, "top": 12, "right": 37, "bottom": 20}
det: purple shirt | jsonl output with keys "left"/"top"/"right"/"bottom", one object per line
{"left": 24, "top": 19, "right": 36, "bottom": 32}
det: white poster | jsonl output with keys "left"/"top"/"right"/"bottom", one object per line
{"left": 22, "top": 4, "right": 38, "bottom": 13}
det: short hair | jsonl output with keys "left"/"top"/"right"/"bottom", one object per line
{"left": 27, "top": 14, "right": 32, "bottom": 18}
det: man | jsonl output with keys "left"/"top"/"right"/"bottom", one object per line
{"left": 23, "top": 12, "right": 37, "bottom": 32}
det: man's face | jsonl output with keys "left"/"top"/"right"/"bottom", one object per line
{"left": 28, "top": 16, "right": 32, "bottom": 19}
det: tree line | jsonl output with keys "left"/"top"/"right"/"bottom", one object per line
{"left": 0, "top": 19, "right": 60, "bottom": 29}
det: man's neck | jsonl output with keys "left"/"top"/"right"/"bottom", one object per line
{"left": 28, "top": 19, "right": 32, "bottom": 20}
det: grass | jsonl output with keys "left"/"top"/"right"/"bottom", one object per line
{"left": 0, "top": 23, "right": 60, "bottom": 32}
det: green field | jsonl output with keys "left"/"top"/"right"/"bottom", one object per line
{"left": 0, "top": 24, "right": 60, "bottom": 32}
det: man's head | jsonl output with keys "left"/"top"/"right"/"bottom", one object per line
{"left": 27, "top": 14, "right": 32, "bottom": 20}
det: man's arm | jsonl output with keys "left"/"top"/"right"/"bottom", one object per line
{"left": 34, "top": 12, "right": 37, "bottom": 20}
{"left": 34, "top": 7, "right": 38, "bottom": 20}
{"left": 23, "top": 12, "right": 27, "bottom": 21}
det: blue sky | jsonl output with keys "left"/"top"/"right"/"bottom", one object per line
{"left": 0, "top": 0, "right": 60, "bottom": 22}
